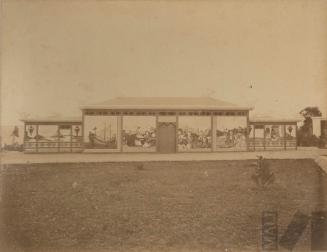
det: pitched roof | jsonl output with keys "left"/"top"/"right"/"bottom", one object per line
{"left": 82, "top": 97, "right": 253, "bottom": 110}
{"left": 21, "top": 116, "right": 82, "bottom": 124}
{"left": 249, "top": 116, "right": 301, "bottom": 123}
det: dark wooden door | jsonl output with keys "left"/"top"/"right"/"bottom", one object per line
{"left": 158, "top": 122, "right": 176, "bottom": 153}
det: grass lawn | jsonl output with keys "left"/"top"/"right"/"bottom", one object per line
{"left": 1, "top": 159, "right": 326, "bottom": 252}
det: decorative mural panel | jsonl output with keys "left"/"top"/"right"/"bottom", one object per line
{"left": 71, "top": 125, "right": 83, "bottom": 152}
{"left": 264, "top": 125, "right": 285, "bottom": 150}
{"left": 285, "top": 124, "right": 296, "bottom": 149}
{"left": 37, "top": 125, "right": 60, "bottom": 152}
{"left": 25, "top": 125, "right": 37, "bottom": 139}
{"left": 247, "top": 124, "right": 255, "bottom": 151}
{"left": 84, "top": 116, "right": 120, "bottom": 151}
{"left": 24, "top": 124, "right": 37, "bottom": 152}
{"left": 122, "top": 116, "right": 156, "bottom": 152}
{"left": 215, "top": 116, "right": 247, "bottom": 151}
{"left": 178, "top": 116, "right": 211, "bottom": 152}
{"left": 253, "top": 125, "right": 265, "bottom": 150}
{"left": 59, "top": 125, "right": 71, "bottom": 152}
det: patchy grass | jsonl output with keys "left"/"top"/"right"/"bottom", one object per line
{"left": 1, "top": 159, "right": 326, "bottom": 252}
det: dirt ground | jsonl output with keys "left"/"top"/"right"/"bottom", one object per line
{"left": 1, "top": 159, "right": 326, "bottom": 252}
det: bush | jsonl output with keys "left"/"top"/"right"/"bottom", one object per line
{"left": 3, "top": 143, "right": 24, "bottom": 152}
{"left": 297, "top": 130, "right": 320, "bottom": 147}
{"left": 318, "top": 136, "right": 327, "bottom": 148}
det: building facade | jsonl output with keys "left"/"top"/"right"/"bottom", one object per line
{"left": 22, "top": 117, "right": 83, "bottom": 153}
{"left": 22, "top": 97, "right": 299, "bottom": 153}
{"left": 248, "top": 117, "right": 298, "bottom": 151}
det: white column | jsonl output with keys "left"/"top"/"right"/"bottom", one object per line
{"left": 312, "top": 117, "right": 322, "bottom": 137}
{"left": 212, "top": 115, "right": 217, "bottom": 152}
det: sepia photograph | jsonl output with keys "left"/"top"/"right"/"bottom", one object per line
{"left": 1, "top": 1, "right": 327, "bottom": 251}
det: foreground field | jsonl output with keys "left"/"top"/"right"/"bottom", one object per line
{"left": 1, "top": 159, "right": 326, "bottom": 252}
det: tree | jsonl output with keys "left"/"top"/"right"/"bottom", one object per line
{"left": 300, "top": 107, "right": 322, "bottom": 135}
{"left": 297, "top": 107, "right": 322, "bottom": 146}
{"left": 10, "top": 126, "right": 19, "bottom": 144}
{"left": 300, "top": 107, "right": 322, "bottom": 118}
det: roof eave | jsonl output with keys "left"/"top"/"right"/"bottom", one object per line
{"left": 21, "top": 118, "right": 82, "bottom": 123}
{"left": 250, "top": 119, "right": 301, "bottom": 123}
{"left": 80, "top": 105, "right": 253, "bottom": 111}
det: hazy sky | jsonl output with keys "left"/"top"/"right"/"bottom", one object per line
{"left": 2, "top": 0, "right": 327, "bottom": 125}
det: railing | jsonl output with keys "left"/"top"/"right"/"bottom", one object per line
{"left": 248, "top": 138, "right": 297, "bottom": 150}
{"left": 24, "top": 140, "right": 83, "bottom": 153}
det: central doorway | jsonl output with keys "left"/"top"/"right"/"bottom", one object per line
{"left": 157, "top": 122, "right": 176, "bottom": 153}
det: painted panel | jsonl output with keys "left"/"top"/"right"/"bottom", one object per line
{"left": 58, "top": 125, "right": 71, "bottom": 152}
{"left": 122, "top": 116, "right": 156, "bottom": 152}
{"left": 72, "top": 125, "right": 83, "bottom": 152}
{"left": 285, "top": 125, "right": 296, "bottom": 149}
{"left": 178, "top": 116, "right": 211, "bottom": 152}
{"left": 37, "top": 125, "right": 60, "bottom": 152}
{"left": 84, "top": 115, "right": 120, "bottom": 151}
{"left": 24, "top": 124, "right": 38, "bottom": 152}
{"left": 247, "top": 124, "right": 255, "bottom": 151}
{"left": 215, "top": 116, "right": 247, "bottom": 151}
{"left": 264, "top": 125, "right": 285, "bottom": 150}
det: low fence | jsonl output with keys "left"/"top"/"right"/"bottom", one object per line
{"left": 248, "top": 138, "right": 297, "bottom": 151}
{"left": 24, "top": 141, "right": 83, "bottom": 153}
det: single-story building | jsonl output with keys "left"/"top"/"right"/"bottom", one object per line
{"left": 22, "top": 97, "right": 300, "bottom": 153}
{"left": 248, "top": 116, "right": 298, "bottom": 151}
{"left": 22, "top": 117, "right": 83, "bottom": 153}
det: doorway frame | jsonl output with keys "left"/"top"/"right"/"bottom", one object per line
{"left": 157, "top": 116, "right": 177, "bottom": 153}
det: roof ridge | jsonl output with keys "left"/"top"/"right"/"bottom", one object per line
{"left": 81, "top": 96, "right": 252, "bottom": 110}
{"left": 114, "top": 96, "right": 220, "bottom": 98}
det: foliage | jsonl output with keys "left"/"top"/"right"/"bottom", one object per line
{"left": 297, "top": 106, "right": 322, "bottom": 147}
{"left": 300, "top": 107, "right": 322, "bottom": 118}
{"left": 251, "top": 156, "right": 275, "bottom": 187}
{"left": 297, "top": 132, "right": 319, "bottom": 147}
{"left": 11, "top": 126, "right": 19, "bottom": 137}
{"left": 318, "top": 136, "right": 327, "bottom": 148}
{"left": 3, "top": 143, "right": 23, "bottom": 152}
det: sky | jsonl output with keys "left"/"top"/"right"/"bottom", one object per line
{"left": 1, "top": 0, "right": 327, "bottom": 127}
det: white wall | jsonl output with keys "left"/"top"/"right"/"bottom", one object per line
{"left": 312, "top": 117, "right": 323, "bottom": 137}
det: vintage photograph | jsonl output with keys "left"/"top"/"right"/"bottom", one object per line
{"left": 1, "top": 1, "right": 327, "bottom": 251}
